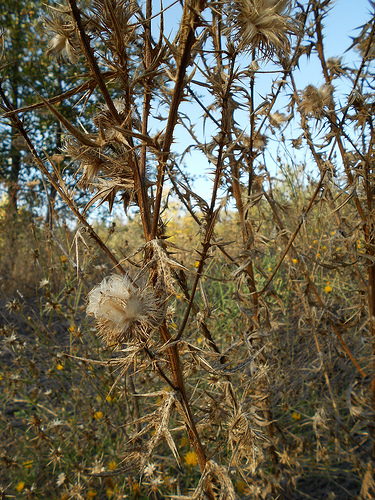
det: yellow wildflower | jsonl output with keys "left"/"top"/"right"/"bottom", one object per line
{"left": 292, "top": 411, "right": 301, "bottom": 421}
{"left": 108, "top": 460, "right": 117, "bottom": 470}
{"left": 60, "top": 255, "right": 68, "bottom": 263}
{"left": 292, "top": 258, "right": 297, "bottom": 264}
{"left": 56, "top": 364, "right": 64, "bottom": 371}
{"left": 132, "top": 482, "right": 141, "bottom": 496}
{"left": 87, "top": 491, "right": 97, "bottom": 499}
{"left": 180, "top": 436, "right": 189, "bottom": 447}
{"left": 324, "top": 284, "right": 332, "bottom": 293}
{"left": 94, "top": 411, "right": 103, "bottom": 420}
{"left": 16, "top": 482, "right": 25, "bottom": 492}
{"left": 236, "top": 480, "right": 247, "bottom": 494}
{"left": 184, "top": 451, "right": 198, "bottom": 466}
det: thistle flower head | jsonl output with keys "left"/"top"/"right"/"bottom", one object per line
{"left": 86, "top": 274, "right": 165, "bottom": 347}
{"left": 326, "top": 57, "right": 344, "bottom": 78}
{"left": 299, "top": 84, "right": 333, "bottom": 119}
{"left": 44, "top": 15, "right": 79, "bottom": 63}
{"left": 225, "top": 0, "right": 298, "bottom": 57}
{"left": 93, "top": 99, "right": 140, "bottom": 141}
{"left": 269, "top": 111, "right": 287, "bottom": 128}
{"left": 63, "top": 138, "right": 134, "bottom": 193}
{"left": 62, "top": 139, "right": 105, "bottom": 187}
{"left": 95, "top": 99, "right": 127, "bottom": 127}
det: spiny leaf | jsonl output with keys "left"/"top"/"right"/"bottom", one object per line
{"left": 34, "top": 89, "right": 102, "bottom": 148}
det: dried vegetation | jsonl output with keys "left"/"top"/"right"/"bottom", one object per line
{"left": 1, "top": 0, "right": 375, "bottom": 498}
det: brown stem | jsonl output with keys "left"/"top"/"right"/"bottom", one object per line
{"left": 68, "top": 0, "right": 121, "bottom": 122}
{"left": 68, "top": 0, "right": 152, "bottom": 240}
{"left": 159, "top": 324, "right": 207, "bottom": 465}
{"left": 151, "top": 1, "right": 202, "bottom": 238}
{"left": 0, "top": 84, "right": 127, "bottom": 276}
{"left": 140, "top": 0, "right": 152, "bottom": 182}
{"left": 259, "top": 169, "right": 327, "bottom": 296}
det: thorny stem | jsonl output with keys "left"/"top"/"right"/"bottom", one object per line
{"left": 176, "top": 57, "right": 237, "bottom": 342}
{"left": 140, "top": 0, "right": 152, "bottom": 164}
{"left": 67, "top": 0, "right": 121, "bottom": 122}
{"left": 313, "top": 4, "right": 375, "bottom": 445}
{"left": 154, "top": 322, "right": 215, "bottom": 500}
{"left": 0, "top": 83, "right": 127, "bottom": 275}
{"left": 158, "top": 323, "right": 209, "bottom": 468}
{"left": 154, "top": 54, "right": 239, "bottom": 494}
{"left": 139, "top": 0, "right": 153, "bottom": 239}
{"left": 135, "top": 1, "right": 213, "bottom": 492}
{"left": 230, "top": 46, "right": 278, "bottom": 470}
{"left": 151, "top": 0, "right": 203, "bottom": 238}
{"left": 67, "top": 0, "right": 152, "bottom": 239}
{"left": 247, "top": 49, "right": 256, "bottom": 198}
{"left": 0, "top": 76, "right": 109, "bottom": 119}
{"left": 234, "top": 48, "right": 259, "bottom": 325}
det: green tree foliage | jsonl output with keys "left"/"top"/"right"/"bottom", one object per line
{"left": 0, "top": 0, "right": 85, "bottom": 214}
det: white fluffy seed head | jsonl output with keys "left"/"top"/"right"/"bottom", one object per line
{"left": 86, "top": 275, "right": 165, "bottom": 347}
{"left": 47, "top": 32, "right": 78, "bottom": 63}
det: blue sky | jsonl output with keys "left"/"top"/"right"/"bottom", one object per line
{"left": 162, "top": 0, "right": 373, "bottom": 200}
{"left": 325, "top": 0, "right": 369, "bottom": 57}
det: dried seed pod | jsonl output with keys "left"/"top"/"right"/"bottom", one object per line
{"left": 225, "top": 0, "right": 299, "bottom": 57}
{"left": 299, "top": 84, "right": 333, "bottom": 119}
{"left": 86, "top": 274, "right": 166, "bottom": 347}
{"left": 44, "top": 14, "right": 80, "bottom": 63}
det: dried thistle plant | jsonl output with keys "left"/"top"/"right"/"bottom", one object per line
{"left": 3, "top": 0, "right": 375, "bottom": 497}
{"left": 225, "top": 0, "right": 299, "bottom": 56}
{"left": 44, "top": 13, "right": 80, "bottom": 63}
{"left": 299, "top": 83, "right": 333, "bottom": 119}
{"left": 86, "top": 274, "right": 166, "bottom": 347}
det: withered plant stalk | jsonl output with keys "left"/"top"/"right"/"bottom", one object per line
{"left": 2, "top": 0, "right": 375, "bottom": 496}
